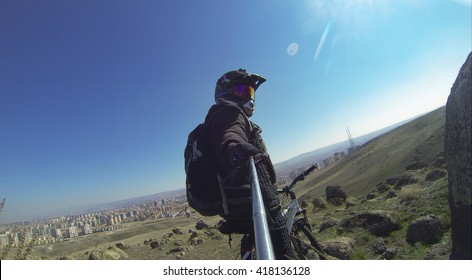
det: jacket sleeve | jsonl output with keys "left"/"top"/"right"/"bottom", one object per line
{"left": 211, "top": 108, "right": 250, "bottom": 164}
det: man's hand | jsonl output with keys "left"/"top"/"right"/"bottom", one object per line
{"left": 228, "top": 143, "right": 260, "bottom": 168}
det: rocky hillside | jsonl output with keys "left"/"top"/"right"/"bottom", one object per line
{"left": 282, "top": 106, "right": 451, "bottom": 260}
{"left": 53, "top": 106, "right": 450, "bottom": 260}
{"left": 295, "top": 106, "right": 446, "bottom": 200}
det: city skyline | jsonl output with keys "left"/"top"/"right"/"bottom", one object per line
{"left": 0, "top": 190, "right": 188, "bottom": 252}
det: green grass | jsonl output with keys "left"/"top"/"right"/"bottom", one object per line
{"left": 350, "top": 249, "right": 367, "bottom": 260}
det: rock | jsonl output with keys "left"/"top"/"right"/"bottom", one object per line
{"left": 424, "top": 242, "right": 452, "bottom": 260}
{"left": 386, "top": 177, "right": 398, "bottom": 185}
{"left": 366, "top": 192, "right": 377, "bottom": 200}
{"left": 386, "top": 190, "right": 397, "bottom": 199}
{"left": 372, "top": 238, "right": 387, "bottom": 254}
{"left": 445, "top": 52, "right": 472, "bottom": 259}
{"left": 195, "top": 220, "right": 210, "bottom": 230}
{"left": 190, "top": 238, "right": 205, "bottom": 246}
{"left": 312, "top": 197, "right": 327, "bottom": 209}
{"left": 382, "top": 248, "right": 398, "bottom": 260}
{"left": 115, "top": 242, "right": 129, "bottom": 250}
{"left": 425, "top": 169, "right": 447, "bottom": 181}
{"left": 406, "top": 214, "right": 447, "bottom": 245}
{"left": 319, "top": 218, "right": 339, "bottom": 232}
{"left": 150, "top": 241, "right": 161, "bottom": 249}
{"left": 89, "top": 250, "right": 107, "bottom": 260}
{"left": 406, "top": 161, "right": 428, "bottom": 170}
{"left": 325, "top": 185, "right": 347, "bottom": 206}
{"left": 375, "top": 183, "right": 390, "bottom": 194}
{"left": 57, "top": 256, "right": 74, "bottom": 260}
{"left": 188, "top": 231, "right": 198, "bottom": 240}
{"left": 394, "top": 173, "right": 418, "bottom": 189}
{"left": 172, "top": 228, "right": 183, "bottom": 235}
{"left": 323, "top": 237, "right": 355, "bottom": 260}
{"left": 144, "top": 238, "right": 155, "bottom": 245}
{"left": 88, "top": 247, "right": 127, "bottom": 260}
{"left": 339, "top": 210, "right": 399, "bottom": 236}
{"left": 345, "top": 198, "right": 357, "bottom": 208}
{"left": 167, "top": 246, "right": 188, "bottom": 254}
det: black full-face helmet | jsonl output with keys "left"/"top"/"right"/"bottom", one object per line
{"left": 214, "top": 68, "right": 266, "bottom": 117}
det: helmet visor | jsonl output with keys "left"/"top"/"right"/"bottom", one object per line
{"left": 232, "top": 84, "right": 255, "bottom": 100}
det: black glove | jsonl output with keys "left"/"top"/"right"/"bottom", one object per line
{"left": 228, "top": 143, "right": 260, "bottom": 168}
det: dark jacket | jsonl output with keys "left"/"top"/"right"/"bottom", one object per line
{"left": 205, "top": 104, "right": 275, "bottom": 185}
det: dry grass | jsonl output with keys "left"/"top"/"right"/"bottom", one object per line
{"left": 398, "top": 185, "right": 422, "bottom": 203}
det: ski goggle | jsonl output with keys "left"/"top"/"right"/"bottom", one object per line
{"left": 232, "top": 84, "right": 255, "bottom": 100}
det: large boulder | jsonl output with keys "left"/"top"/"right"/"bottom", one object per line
{"left": 150, "top": 240, "right": 161, "bottom": 249}
{"left": 406, "top": 161, "right": 428, "bottom": 171}
{"left": 323, "top": 237, "right": 355, "bottom": 260}
{"left": 425, "top": 169, "right": 447, "bottom": 181}
{"left": 406, "top": 214, "right": 447, "bottom": 245}
{"left": 339, "top": 210, "right": 399, "bottom": 236}
{"left": 393, "top": 173, "right": 418, "bottom": 189}
{"left": 195, "top": 220, "right": 210, "bottom": 230}
{"left": 319, "top": 218, "right": 339, "bottom": 232}
{"left": 88, "top": 246, "right": 128, "bottom": 260}
{"left": 445, "top": 52, "right": 472, "bottom": 259}
{"left": 325, "top": 185, "right": 347, "bottom": 206}
{"left": 115, "top": 242, "right": 129, "bottom": 250}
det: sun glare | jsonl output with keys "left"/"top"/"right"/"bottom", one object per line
{"left": 305, "top": 0, "right": 382, "bottom": 28}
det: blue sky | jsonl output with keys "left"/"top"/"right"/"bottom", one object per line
{"left": 0, "top": 0, "right": 470, "bottom": 223}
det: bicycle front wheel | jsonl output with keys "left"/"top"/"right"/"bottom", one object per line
{"left": 291, "top": 221, "right": 326, "bottom": 260}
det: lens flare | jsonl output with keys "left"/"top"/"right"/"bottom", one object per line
{"left": 313, "top": 18, "right": 333, "bottom": 62}
{"left": 287, "top": 43, "right": 299, "bottom": 56}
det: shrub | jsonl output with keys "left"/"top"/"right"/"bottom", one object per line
{"left": 399, "top": 185, "right": 421, "bottom": 203}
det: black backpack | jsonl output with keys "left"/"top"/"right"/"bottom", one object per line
{"left": 184, "top": 117, "right": 223, "bottom": 216}
{"left": 185, "top": 105, "right": 255, "bottom": 217}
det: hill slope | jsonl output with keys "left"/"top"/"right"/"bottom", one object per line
{"left": 273, "top": 116, "right": 417, "bottom": 178}
{"left": 295, "top": 106, "right": 445, "bottom": 200}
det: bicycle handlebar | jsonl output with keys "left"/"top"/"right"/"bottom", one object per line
{"left": 279, "top": 163, "right": 319, "bottom": 194}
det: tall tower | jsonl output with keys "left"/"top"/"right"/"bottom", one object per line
{"left": 346, "top": 126, "right": 356, "bottom": 153}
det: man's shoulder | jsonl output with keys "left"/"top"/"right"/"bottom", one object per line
{"left": 205, "top": 104, "right": 244, "bottom": 123}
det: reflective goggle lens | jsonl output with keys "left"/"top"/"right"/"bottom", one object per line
{"left": 233, "top": 85, "right": 255, "bottom": 100}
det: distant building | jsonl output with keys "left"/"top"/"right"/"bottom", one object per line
{"left": 323, "top": 157, "right": 334, "bottom": 167}
{"left": 66, "top": 227, "right": 78, "bottom": 238}
{"left": 82, "top": 224, "right": 93, "bottom": 235}
{"left": 106, "top": 216, "right": 114, "bottom": 226}
{"left": 334, "top": 152, "right": 341, "bottom": 161}
{"left": 0, "top": 233, "right": 10, "bottom": 248}
{"left": 51, "top": 228, "right": 62, "bottom": 238}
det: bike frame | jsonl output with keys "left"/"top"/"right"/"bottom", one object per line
{"left": 282, "top": 197, "right": 300, "bottom": 234}
{"left": 280, "top": 164, "right": 318, "bottom": 233}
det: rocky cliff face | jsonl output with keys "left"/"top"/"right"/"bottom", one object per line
{"left": 445, "top": 52, "right": 472, "bottom": 260}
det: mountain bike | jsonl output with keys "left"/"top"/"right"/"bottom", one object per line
{"left": 279, "top": 164, "right": 326, "bottom": 260}
{"left": 239, "top": 162, "right": 326, "bottom": 260}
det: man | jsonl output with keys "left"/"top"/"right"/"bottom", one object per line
{"left": 205, "top": 68, "right": 292, "bottom": 259}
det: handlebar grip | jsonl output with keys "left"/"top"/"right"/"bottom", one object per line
{"left": 304, "top": 164, "right": 318, "bottom": 175}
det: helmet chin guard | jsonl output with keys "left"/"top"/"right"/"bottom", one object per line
{"left": 215, "top": 98, "right": 255, "bottom": 117}
{"left": 242, "top": 99, "right": 255, "bottom": 117}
